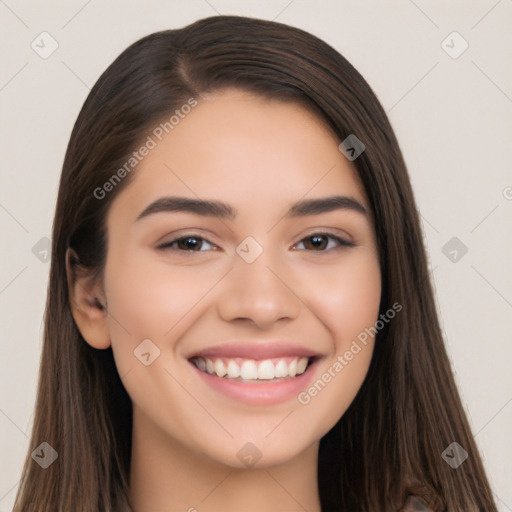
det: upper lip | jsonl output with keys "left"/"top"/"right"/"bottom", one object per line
{"left": 187, "top": 341, "right": 321, "bottom": 360}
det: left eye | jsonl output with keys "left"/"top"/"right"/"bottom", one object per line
{"left": 293, "top": 233, "right": 354, "bottom": 251}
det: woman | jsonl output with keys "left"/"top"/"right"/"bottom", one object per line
{"left": 13, "top": 15, "right": 497, "bottom": 511}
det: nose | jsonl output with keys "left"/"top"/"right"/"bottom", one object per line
{"left": 216, "top": 248, "right": 302, "bottom": 329}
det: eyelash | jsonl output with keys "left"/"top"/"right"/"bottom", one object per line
{"left": 157, "top": 232, "right": 355, "bottom": 253}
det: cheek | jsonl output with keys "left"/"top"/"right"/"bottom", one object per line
{"left": 294, "top": 253, "right": 381, "bottom": 434}
{"left": 102, "top": 251, "right": 228, "bottom": 375}
{"left": 105, "top": 244, "right": 217, "bottom": 326}
{"left": 304, "top": 251, "right": 381, "bottom": 347}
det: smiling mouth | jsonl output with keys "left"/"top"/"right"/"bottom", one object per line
{"left": 189, "top": 355, "right": 317, "bottom": 382}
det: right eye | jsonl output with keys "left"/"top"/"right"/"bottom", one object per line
{"left": 157, "top": 235, "right": 217, "bottom": 252}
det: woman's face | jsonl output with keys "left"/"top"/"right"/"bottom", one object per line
{"left": 100, "top": 88, "right": 381, "bottom": 468}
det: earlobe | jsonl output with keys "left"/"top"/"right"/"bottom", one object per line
{"left": 65, "top": 248, "right": 111, "bottom": 350}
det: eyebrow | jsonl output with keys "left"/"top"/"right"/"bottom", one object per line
{"left": 135, "top": 195, "right": 368, "bottom": 222}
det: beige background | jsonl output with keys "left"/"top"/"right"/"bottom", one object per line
{"left": 1, "top": 1, "right": 511, "bottom": 510}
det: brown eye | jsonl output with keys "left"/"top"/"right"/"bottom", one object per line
{"left": 294, "top": 233, "right": 354, "bottom": 252}
{"left": 158, "top": 235, "right": 214, "bottom": 252}
{"left": 303, "top": 235, "right": 329, "bottom": 251}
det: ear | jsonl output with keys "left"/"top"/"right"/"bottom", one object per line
{"left": 66, "top": 247, "right": 111, "bottom": 349}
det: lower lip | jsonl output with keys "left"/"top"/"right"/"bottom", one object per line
{"left": 189, "top": 359, "right": 319, "bottom": 406}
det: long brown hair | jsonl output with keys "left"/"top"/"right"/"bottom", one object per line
{"left": 13, "top": 15, "right": 497, "bottom": 512}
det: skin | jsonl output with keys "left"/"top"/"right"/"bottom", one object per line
{"left": 69, "top": 88, "right": 381, "bottom": 512}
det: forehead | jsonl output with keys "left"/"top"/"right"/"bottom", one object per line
{"left": 108, "top": 88, "right": 369, "bottom": 222}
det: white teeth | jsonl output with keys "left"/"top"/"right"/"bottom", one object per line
{"left": 296, "top": 357, "right": 308, "bottom": 374}
{"left": 196, "top": 358, "right": 206, "bottom": 372}
{"left": 214, "top": 358, "right": 227, "bottom": 377}
{"left": 257, "top": 360, "right": 275, "bottom": 380}
{"left": 193, "top": 356, "right": 310, "bottom": 380}
{"left": 274, "top": 360, "right": 288, "bottom": 378}
{"left": 226, "top": 360, "right": 240, "bottom": 378}
{"left": 240, "top": 360, "right": 258, "bottom": 379}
